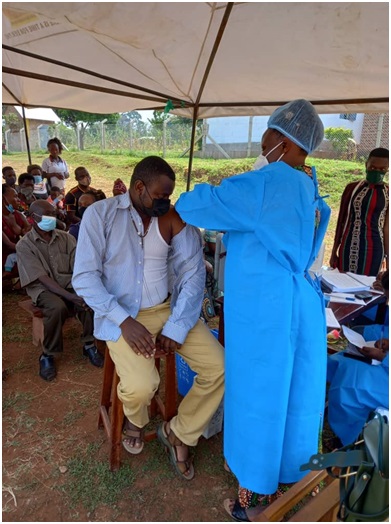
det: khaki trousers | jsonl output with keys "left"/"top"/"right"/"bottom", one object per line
{"left": 107, "top": 301, "right": 224, "bottom": 446}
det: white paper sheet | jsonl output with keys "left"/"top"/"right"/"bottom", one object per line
{"left": 346, "top": 273, "right": 376, "bottom": 288}
{"left": 321, "top": 269, "right": 370, "bottom": 292}
{"left": 342, "top": 326, "right": 376, "bottom": 349}
{"left": 326, "top": 308, "right": 340, "bottom": 329}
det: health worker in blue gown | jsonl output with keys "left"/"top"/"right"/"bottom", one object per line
{"left": 327, "top": 270, "right": 389, "bottom": 447}
{"left": 175, "top": 99, "right": 331, "bottom": 522}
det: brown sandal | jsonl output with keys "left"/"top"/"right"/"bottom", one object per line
{"left": 122, "top": 422, "right": 144, "bottom": 455}
{"left": 157, "top": 422, "right": 195, "bottom": 480}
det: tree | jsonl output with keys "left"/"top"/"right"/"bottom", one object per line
{"left": 119, "top": 111, "right": 146, "bottom": 134}
{"left": 54, "top": 109, "right": 120, "bottom": 150}
{"left": 167, "top": 115, "right": 203, "bottom": 149}
{"left": 324, "top": 127, "right": 354, "bottom": 156}
{"left": 2, "top": 106, "right": 20, "bottom": 132}
{"left": 148, "top": 110, "right": 170, "bottom": 128}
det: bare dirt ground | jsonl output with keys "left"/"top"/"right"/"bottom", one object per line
{"left": 2, "top": 289, "right": 235, "bottom": 522}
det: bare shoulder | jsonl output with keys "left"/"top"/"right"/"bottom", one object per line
{"left": 165, "top": 206, "right": 186, "bottom": 232}
{"left": 158, "top": 206, "right": 185, "bottom": 242}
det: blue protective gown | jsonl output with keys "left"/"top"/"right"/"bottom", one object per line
{"left": 327, "top": 323, "right": 389, "bottom": 446}
{"left": 176, "top": 162, "right": 330, "bottom": 494}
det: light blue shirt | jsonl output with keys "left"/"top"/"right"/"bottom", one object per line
{"left": 72, "top": 192, "right": 205, "bottom": 344}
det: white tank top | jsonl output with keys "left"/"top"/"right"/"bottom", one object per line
{"left": 140, "top": 217, "right": 170, "bottom": 309}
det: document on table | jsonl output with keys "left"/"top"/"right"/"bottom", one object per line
{"left": 326, "top": 308, "right": 340, "bottom": 329}
{"left": 321, "top": 270, "right": 370, "bottom": 292}
{"left": 324, "top": 292, "right": 366, "bottom": 305}
{"left": 342, "top": 326, "right": 376, "bottom": 349}
{"left": 346, "top": 273, "right": 376, "bottom": 288}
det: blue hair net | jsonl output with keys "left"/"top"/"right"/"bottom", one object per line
{"left": 267, "top": 99, "right": 324, "bottom": 154}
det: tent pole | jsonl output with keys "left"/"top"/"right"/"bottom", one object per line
{"left": 186, "top": 105, "right": 199, "bottom": 192}
{"left": 21, "top": 105, "right": 32, "bottom": 165}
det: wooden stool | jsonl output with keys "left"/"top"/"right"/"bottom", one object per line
{"left": 98, "top": 344, "right": 177, "bottom": 471}
{"left": 18, "top": 298, "right": 91, "bottom": 348}
{"left": 18, "top": 299, "right": 44, "bottom": 346}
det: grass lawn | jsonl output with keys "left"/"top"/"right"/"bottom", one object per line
{"left": 2, "top": 150, "right": 378, "bottom": 263}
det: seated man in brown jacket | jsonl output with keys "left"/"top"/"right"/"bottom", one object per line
{"left": 16, "top": 200, "right": 104, "bottom": 381}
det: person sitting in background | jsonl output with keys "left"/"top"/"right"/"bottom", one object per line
{"left": 41, "top": 137, "right": 69, "bottom": 195}
{"left": 113, "top": 178, "right": 127, "bottom": 196}
{"left": 327, "top": 270, "right": 389, "bottom": 446}
{"left": 47, "top": 186, "right": 67, "bottom": 227}
{"left": 2, "top": 184, "right": 31, "bottom": 285}
{"left": 69, "top": 192, "right": 97, "bottom": 241}
{"left": 47, "top": 186, "right": 64, "bottom": 208}
{"left": 27, "top": 164, "right": 48, "bottom": 200}
{"left": 2, "top": 166, "right": 17, "bottom": 191}
{"left": 3, "top": 253, "right": 18, "bottom": 278}
{"left": 330, "top": 148, "right": 389, "bottom": 276}
{"left": 16, "top": 200, "right": 104, "bottom": 382}
{"left": 17, "top": 173, "right": 37, "bottom": 211}
{"left": 64, "top": 167, "right": 106, "bottom": 224}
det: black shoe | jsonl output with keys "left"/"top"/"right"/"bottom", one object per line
{"left": 39, "top": 353, "right": 56, "bottom": 382}
{"left": 83, "top": 344, "right": 104, "bottom": 368}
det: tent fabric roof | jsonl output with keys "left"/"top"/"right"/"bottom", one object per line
{"left": 2, "top": 2, "right": 389, "bottom": 118}
{"left": 14, "top": 105, "right": 60, "bottom": 122}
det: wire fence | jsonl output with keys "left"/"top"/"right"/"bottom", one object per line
{"left": 3, "top": 112, "right": 389, "bottom": 161}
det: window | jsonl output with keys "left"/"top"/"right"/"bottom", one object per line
{"left": 339, "top": 113, "right": 357, "bottom": 122}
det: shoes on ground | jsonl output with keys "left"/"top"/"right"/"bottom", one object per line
{"left": 39, "top": 353, "right": 56, "bottom": 382}
{"left": 83, "top": 344, "right": 104, "bottom": 368}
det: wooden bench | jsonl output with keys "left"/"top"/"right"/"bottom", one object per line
{"left": 253, "top": 469, "right": 339, "bottom": 522}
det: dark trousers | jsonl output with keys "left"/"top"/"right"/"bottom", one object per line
{"left": 36, "top": 290, "right": 94, "bottom": 354}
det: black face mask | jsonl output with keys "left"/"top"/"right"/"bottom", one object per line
{"left": 141, "top": 186, "right": 171, "bottom": 217}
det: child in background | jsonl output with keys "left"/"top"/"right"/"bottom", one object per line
{"left": 3, "top": 252, "right": 17, "bottom": 274}
{"left": 112, "top": 178, "right": 127, "bottom": 196}
{"left": 47, "top": 186, "right": 66, "bottom": 223}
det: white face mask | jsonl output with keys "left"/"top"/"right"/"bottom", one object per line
{"left": 36, "top": 215, "right": 57, "bottom": 232}
{"left": 253, "top": 141, "right": 284, "bottom": 170}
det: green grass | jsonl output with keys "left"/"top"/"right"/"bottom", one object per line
{"left": 2, "top": 391, "right": 34, "bottom": 413}
{"left": 2, "top": 323, "right": 30, "bottom": 344}
{"left": 6, "top": 151, "right": 387, "bottom": 264}
{"left": 60, "top": 442, "right": 135, "bottom": 511}
{"left": 62, "top": 410, "right": 85, "bottom": 426}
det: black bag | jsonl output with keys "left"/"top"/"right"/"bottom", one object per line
{"left": 300, "top": 412, "right": 389, "bottom": 522}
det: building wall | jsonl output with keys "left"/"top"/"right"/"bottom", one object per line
{"left": 357, "top": 113, "right": 389, "bottom": 158}
{"left": 202, "top": 113, "right": 385, "bottom": 160}
{"left": 205, "top": 114, "right": 364, "bottom": 146}
{"left": 3, "top": 106, "right": 54, "bottom": 151}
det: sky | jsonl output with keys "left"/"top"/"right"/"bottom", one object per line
{"left": 138, "top": 110, "right": 154, "bottom": 122}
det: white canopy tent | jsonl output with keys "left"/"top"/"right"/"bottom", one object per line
{"left": 2, "top": 2, "right": 389, "bottom": 181}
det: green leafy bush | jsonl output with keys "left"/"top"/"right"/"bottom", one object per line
{"left": 324, "top": 127, "right": 354, "bottom": 154}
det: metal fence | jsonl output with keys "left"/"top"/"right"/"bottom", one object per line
{"left": 3, "top": 112, "right": 388, "bottom": 161}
